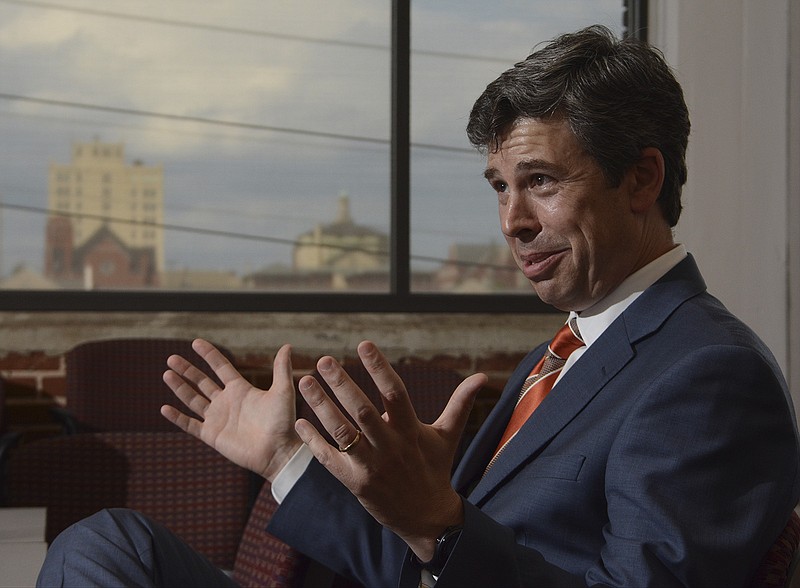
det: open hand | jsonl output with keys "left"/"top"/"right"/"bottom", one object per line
{"left": 294, "top": 340, "right": 487, "bottom": 561}
{"left": 161, "top": 339, "right": 303, "bottom": 482}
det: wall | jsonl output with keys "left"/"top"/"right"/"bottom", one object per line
{"left": 651, "top": 0, "right": 799, "bottom": 425}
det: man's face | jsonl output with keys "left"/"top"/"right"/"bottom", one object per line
{"left": 485, "top": 117, "right": 645, "bottom": 312}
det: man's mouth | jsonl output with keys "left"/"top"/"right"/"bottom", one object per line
{"left": 519, "top": 249, "right": 568, "bottom": 281}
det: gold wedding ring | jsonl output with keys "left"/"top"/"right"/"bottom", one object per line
{"left": 338, "top": 429, "right": 362, "bottom": 453}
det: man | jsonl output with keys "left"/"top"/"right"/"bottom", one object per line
{"left": 39, "top": 25, "right": 799, "bottom": 587}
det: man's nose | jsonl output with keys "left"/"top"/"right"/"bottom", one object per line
{"left": 501, "top": 192, "right": 540, "bottom": 239}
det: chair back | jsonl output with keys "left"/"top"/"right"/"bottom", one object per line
{"left": 65, "top": 338, "right": 234, "bottom": 432}
{"left": 6, "top": 431, "right": 251, "bottom": 570}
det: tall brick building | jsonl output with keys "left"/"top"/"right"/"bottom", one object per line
{"left": 44, "top": 140, "right": 163, "bottom": 288}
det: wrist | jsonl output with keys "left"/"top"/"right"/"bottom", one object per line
{"left": 262, "top": 437, "right": 304, "bottom": 482}
{"left": 414, "top": 525, "right": 463, "bottom": 577}
{"left": 407, "top": 492, "right": 464, "bottom": 562}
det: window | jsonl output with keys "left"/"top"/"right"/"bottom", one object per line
{"left": 0, "top": 0, "right": 645, "bottom": 311}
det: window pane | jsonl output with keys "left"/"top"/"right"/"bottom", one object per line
{"left": 410, "top": 0, "right": 626, "bottom": 293}
{"left": 0, "top": 0, "right": 391, "bottom": 292}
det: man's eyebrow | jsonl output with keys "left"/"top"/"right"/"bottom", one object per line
{"left": 483, "top": 159, "right": 566, "bottom": 181}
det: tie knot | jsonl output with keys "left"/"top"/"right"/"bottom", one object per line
{"left": 549, "top": 317, "right": 584, "bottom": 360}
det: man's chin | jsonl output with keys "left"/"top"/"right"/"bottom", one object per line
{"left": 531, "top": 282, "right": 572, "bottom": 312}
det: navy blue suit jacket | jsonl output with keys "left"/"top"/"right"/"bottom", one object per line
{"left": 269, "top": 255, "right": 800, "bottom": 587}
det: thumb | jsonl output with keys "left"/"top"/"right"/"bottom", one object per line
{"left": 434, "top": 373, "right": 487, "bottom": 442}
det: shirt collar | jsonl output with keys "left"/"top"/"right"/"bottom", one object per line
{"left": 570, "top": 244, "right": 687, "bottom": 349}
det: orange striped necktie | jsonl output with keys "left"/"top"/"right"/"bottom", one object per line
{"left": 489, "top": 317, "right": 584, "bottom": 466}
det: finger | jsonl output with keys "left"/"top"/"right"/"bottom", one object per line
{"left": 163, "top": 368, "right": 211, "bottom": 417}
{"left": 314, "top": 356, "right": 385, "bottom": 439}
{"left": 295, "top": 419, "right": 348, "bottom": 473}
{"left": 166, "top": 351, "right": 221, "bottom": 400}
{"left": 191, "top": 338, "right": 245, "bottom": 388}
{"left": 159, "top": 403, "right": 204, "bottom": 438}
{"left": 298, "top": 372, "right": 369, "bottom": 451}
{"left": 356, "top": 341, "right": 418, "bottom": 429}
{"left": 433, "top": 372, "right": 486, "bottom": 442}
{"left": 271, "top": 343, "right": 294, "bottom": 395}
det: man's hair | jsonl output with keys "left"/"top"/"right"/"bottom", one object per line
{"left": 466, "top": 25, "right": 689, "bottom": 227}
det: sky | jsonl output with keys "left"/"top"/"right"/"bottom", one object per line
{"left": 0, "top": 0, "right": 624, "bottom": 279}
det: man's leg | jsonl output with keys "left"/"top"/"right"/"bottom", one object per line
{"left": 37, "top": 508, "right": 239, "bottom": 587}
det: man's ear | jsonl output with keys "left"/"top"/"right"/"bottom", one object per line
{"left": 629, "top": 147, "right": 665, "bottom": 214}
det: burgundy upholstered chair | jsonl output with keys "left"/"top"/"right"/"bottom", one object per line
{"left": 58, "top": 338, "right": 234, "bottom": 433}
{"left": 0, "top": 377, "right": 22, "bottom": 505}
{"left": 232, "top": 481, "right": 309, "bottom": 587}
{"left": 232, "top": 479, "right": 363, "bottom": 588}
{"left": 6, "top": 431, "right": 251, "bottom": 570}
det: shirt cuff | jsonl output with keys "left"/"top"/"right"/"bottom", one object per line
{"left": 270, "top": 444, "right": 314, "bottom": 504}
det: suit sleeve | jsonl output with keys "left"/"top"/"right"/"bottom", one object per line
{"left": 267, "top": 457, "right": 408, "bottom": 587}
{"left": 400, "top": 499, "right": 582, "bottom": 587}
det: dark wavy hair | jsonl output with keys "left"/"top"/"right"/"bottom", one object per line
{"left": 466, "top": 25, "right": 689, "bottom": 227}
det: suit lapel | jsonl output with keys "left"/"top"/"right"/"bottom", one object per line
{"left": 467, "top": 321, "right": 634, "bottom": 506}
{"left": 452, "top": 347, "right": 544, "bottom": 493}
{"left": 458, "top": 255, "right": 708, "bottom": 507}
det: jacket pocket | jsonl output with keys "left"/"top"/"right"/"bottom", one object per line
{"left": 528, "top": 454, "right": 586, "bottom": 480}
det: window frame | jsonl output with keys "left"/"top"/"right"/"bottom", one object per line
{"left": 0, "top": 0, "right": 647, "bottom": 313}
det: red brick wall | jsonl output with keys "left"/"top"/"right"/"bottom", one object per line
{"left": 0, "top": 311, "right": 565, "bottom": 441}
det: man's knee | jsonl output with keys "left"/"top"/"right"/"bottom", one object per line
{"left": 49, "top": 508, "right": 154, "bottom": 552}
{"left": 38, "top": 509, "right": 237, "bottom": 588}
{"left": 38, "top": 509, "right": 160, "bottom": 588}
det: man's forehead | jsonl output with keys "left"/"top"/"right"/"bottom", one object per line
{"left": 486, "top": 119, "right": 577, "bottom": 163}
{"left": 494, "top": 115, "right": 569, "bottom": 141}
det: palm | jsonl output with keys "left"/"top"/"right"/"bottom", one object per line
{"left": 162, "top": 339, "right": 302, "bottom": 481}
{"left": 194, "top": 379, "right": 289, "bottom": 475}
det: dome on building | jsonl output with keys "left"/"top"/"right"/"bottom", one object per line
{"left": 293, "top": 192, "right": 389, "bottom": 273}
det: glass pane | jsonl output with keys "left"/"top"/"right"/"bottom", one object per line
{"left": 410, "top": 0, "right": 626, "bottom": 293}
{"left": 0, "top": 0, "right": 390, "bottom": 292}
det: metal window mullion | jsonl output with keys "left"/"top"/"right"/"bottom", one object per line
{"left": 390, "top": 0, "right": 411, "bottom": 297}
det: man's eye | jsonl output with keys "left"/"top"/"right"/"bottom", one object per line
{"left": 532, "top": 174, "right": 552, "bottom": 187}
{"left": 492, "top": 181, "right": 508, "bottom": 193}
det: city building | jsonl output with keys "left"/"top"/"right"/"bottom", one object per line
{"left": 244, "top": 192, "right": 393, "bottom": 292}
{"left": 293, "top": 192, "right": 389, "bottom": 274}
{"left": 45, "top": 139, "right": 164, "bottom": 286}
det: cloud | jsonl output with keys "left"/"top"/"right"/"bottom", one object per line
{"left": 0, "top": 0, "right": 628, "bottom": 277}
{"left": 0, "top": 0, "right": 389, "bottom": 152}
{"left": 0, "top": 5, "right": 81, "bottom": 48}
